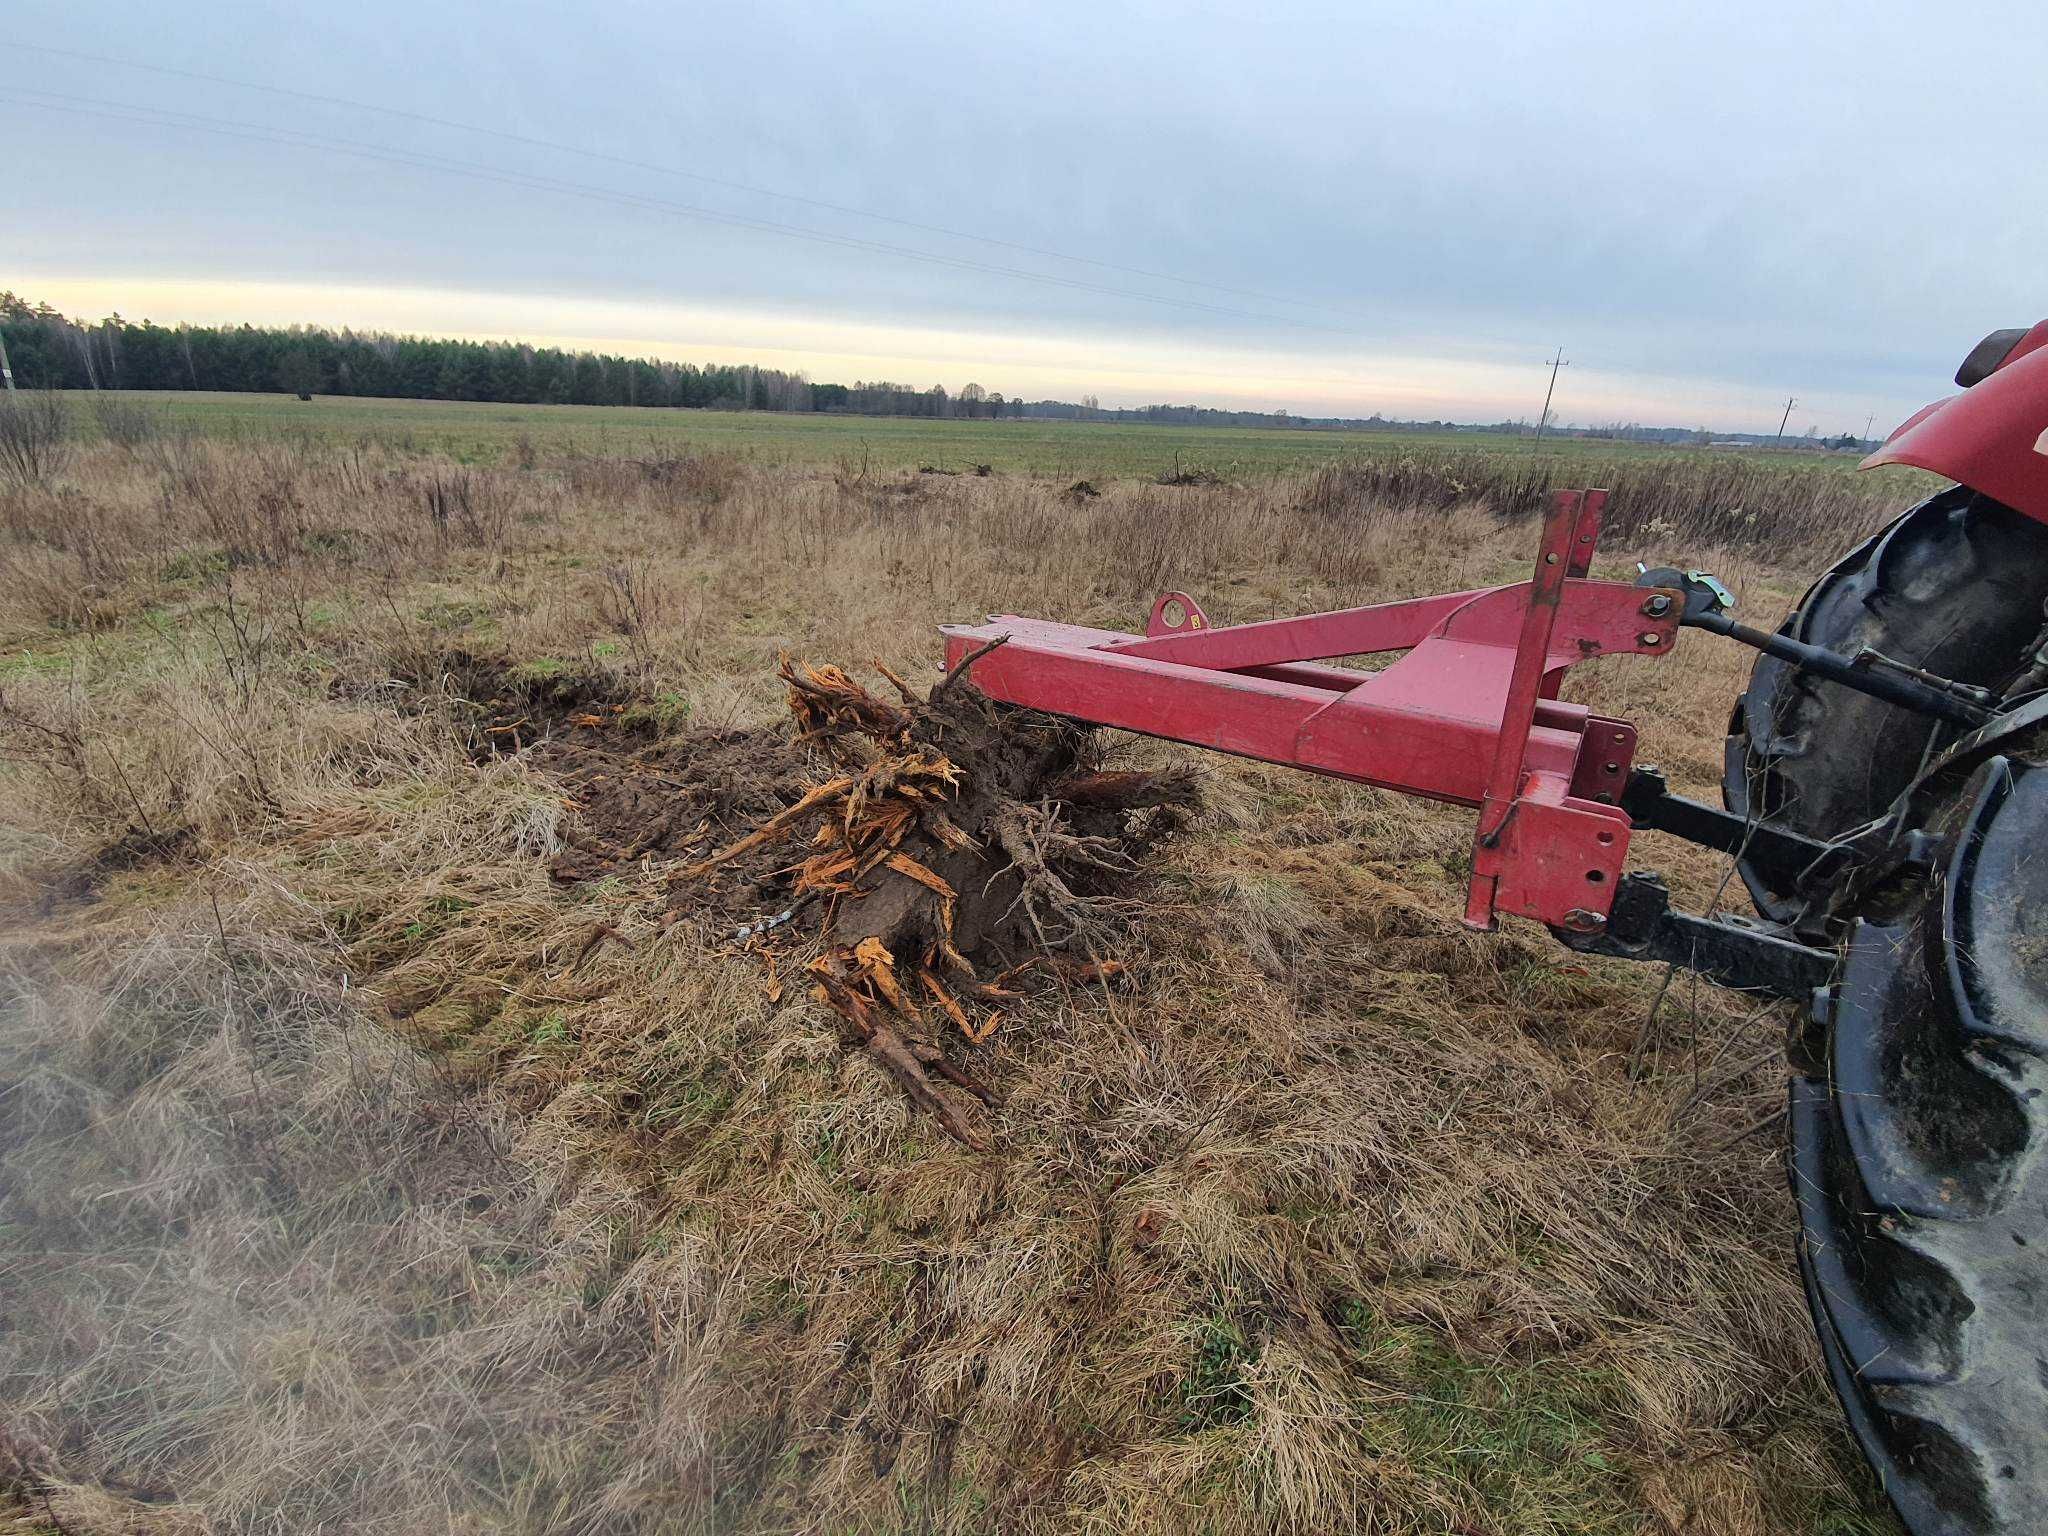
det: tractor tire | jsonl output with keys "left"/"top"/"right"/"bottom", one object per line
{"left": 1789, "top": 728, "right": 2048, "bottom": 1536}
{"left": 1723, "top": 485, "right": 2048, "bottom": 932}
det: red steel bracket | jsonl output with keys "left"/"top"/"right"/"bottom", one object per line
{"left": 941, "top": 489, "right": 1679, "bottom": 933}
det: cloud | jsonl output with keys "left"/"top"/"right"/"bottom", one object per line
{"left": 5, "top": 0, "right": 2043, "bottom": 432}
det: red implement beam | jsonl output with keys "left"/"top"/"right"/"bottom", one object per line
{"left": 1466, "top": 490, "right": 1592, "bottom": 926}
{"left": 940, "top": 489, "right": 1676, "bottom": 933}
{"left": 1107, "top": 588, "right": 1488, "bottom": 669}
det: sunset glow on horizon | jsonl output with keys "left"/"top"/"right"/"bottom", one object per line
{"left": 11, "top": 272, "right": 1876, "bottom": 434}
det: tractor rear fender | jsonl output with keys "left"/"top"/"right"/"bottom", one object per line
{"left": 1863, "top": 319, "right": 2048, "bottom": 524}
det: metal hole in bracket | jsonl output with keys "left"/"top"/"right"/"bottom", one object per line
{"left": 1596, "top": 831, "right": 1616, "bottom": 846}
{"left": 1587, "top": 869, "right": 1607, "bottom": 883}
{"left": 1161, "top": 599, "right": 1187, "bottom": 628}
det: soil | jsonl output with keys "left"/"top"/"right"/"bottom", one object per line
{"left": 452, "top": 651, "right": 1198, "bottom": 1145}
{"left": 459, "top": 663, "right": 814, "bottom": 927}
{"left": 540, "top": 731, "right": 799, "bottom": 878}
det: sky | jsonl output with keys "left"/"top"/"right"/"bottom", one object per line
{"left": 4, "top": 1, "right": 2044, "bottom": 434}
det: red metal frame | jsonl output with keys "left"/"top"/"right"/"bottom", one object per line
{"left": 942, "top": 489, "right": 1681, "bottom": 933}
{"left": 1863, "top": 318, "right": 2048, "bottom": 526}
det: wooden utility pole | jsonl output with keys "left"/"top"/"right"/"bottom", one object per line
{"left": 1864, "top": 411, "right": 1877, "bottom": 449}
{"left": 1535, "top": 347, "right": 1568, "bottom": 443}
{"left": 1773, "top": 396, "right": 1797, "bottom": 445}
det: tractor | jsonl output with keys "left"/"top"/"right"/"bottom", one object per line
{"left": 940, "top": 323, "right": 2048, "bottom": 1535}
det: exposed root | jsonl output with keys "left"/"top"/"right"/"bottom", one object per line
{"left": 684, "top": 656, "right": 1194, "bottom": 1145}
{"left": 675, "top": 776, "right": 857, "bottom": 878}
{"left": 807, "top": 943, "right": 993, "bottom": 1152}
{"left": 781, "top": 658, "right": 914, "bottom": 757}
{"left": 990, "top": 801, "right": 1134, "bottom": 950}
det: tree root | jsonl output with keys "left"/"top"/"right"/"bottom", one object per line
{"left": 681, "top": 655, "right": 1195, "bottom": 1148}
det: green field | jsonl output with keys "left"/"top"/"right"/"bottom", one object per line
{"left": 86, "top": 389, "right": 1870, "bottom": 483}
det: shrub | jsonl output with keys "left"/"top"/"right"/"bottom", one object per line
{"left": 0, "top": 390, "right": 71, "bottom": 488}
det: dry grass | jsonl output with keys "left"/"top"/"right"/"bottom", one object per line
{"left": 1297, "top": 450, "right": 1914, "bottom": 552}
{"left": 0, "top": 436, "right": 1899, "bottom": 1533}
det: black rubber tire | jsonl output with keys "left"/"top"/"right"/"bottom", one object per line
{"left": 1789, "top": 737, "right": 2048, "bottom": 1536}
{"left": 1723, "top": 485, "right": 2048, "bottom": 932}
{"left": 1728, "top": 487, "right": 2048, "bottom": 1529}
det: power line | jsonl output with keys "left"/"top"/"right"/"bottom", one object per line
{"left": 0, "top": 86, "right": 1362, "bottom": 336}
{"left": 5, "top": 40, "right": 1373, "bottom": 327}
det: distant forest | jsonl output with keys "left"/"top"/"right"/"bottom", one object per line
{"left": 1, "top": 293, "right": 1763, "bottom": 442}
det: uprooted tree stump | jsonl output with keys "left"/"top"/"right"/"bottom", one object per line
{"left": 683, "top": 649, "right": 1198, "bottom": 1149}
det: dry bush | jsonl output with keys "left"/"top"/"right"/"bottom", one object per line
{"left": 86, "top": 390, "right": 165, "bottom": 452}
{"left": 0, "top": 390, "right": 71, "bottom": 489}
{"left": 554, "top": 448, "right": 745, "bottom": 513}
{"left": 418, "top": 465, "right": 519, "bottom": 550}
{"left": 594, "top": 558, "right": 685, "bottom": 678}
{"left": 1302, "top": 450, "right": 1914, "bottom": 555}
{"left": 151, "top": 438, "right": 313, "bottom": 571}
{"left": 638, "top": 447, "right": 745, "bottom": 505}
{"left": 0, "top": 589, "right": 482, "bottom": 857}
{"left": 0, "top": 545, "right": 112, "bottom": 632}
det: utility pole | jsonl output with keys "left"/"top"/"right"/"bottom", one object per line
{"left": 1535, "top": 347, "right": 1568, "bottom": 443}
{"left": 0, "top": 329, "right": 14, "bottom": 397}
{"left": 1863, "top": 411, "right": 1876, "bottom": 450}
{"left": 1773, "top": 395, "right": 1797, "bottom": 446}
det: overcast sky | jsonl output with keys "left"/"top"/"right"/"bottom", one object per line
{"left": 5, "top": 1, "right": 2043, "bottom": 432}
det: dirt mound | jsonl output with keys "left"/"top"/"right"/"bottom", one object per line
{"left": 462, "top": 650, "right": 1198, "bottom": 1147}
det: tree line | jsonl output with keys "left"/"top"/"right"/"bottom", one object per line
{"left": 0, "top": 294, "right": 1032, "bottom": 418}
{"left": 0, "top": 293, "right": 1608, "bottom": 436}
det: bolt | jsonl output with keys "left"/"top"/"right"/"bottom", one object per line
{"left": 1641, "top": 593, "right": 1673, "bottom": 618}
{"left": 1639, "top": 632, "right": 1662, "bottom": 646}
{"left": 1564, "top": 908, "right": 1605, "bottom": 932}
{"left": 1810, "top": 985, "right": 1835, "bottom": 1028}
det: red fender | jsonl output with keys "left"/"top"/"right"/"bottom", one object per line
{"left": 1863, "top": 320, "right": 2048, "bottom": 524}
